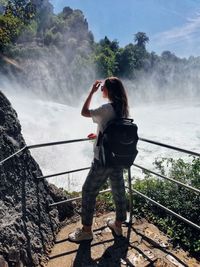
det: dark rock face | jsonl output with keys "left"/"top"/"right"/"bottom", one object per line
{"left": 47, "top": 184, "right": 74, "bottom": 221}
{"left": 0, "top": 91, "right": 73, "bottom": 266}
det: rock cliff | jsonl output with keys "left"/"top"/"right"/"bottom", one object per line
{"left": 0, "top": 91, "right": 73, "bottom": 266}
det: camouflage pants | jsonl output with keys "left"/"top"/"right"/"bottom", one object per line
{"left": 81, "top": 160, "right": 127, "bottom": 226}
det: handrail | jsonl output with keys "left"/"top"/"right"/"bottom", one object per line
{"left": 1, "top": 135, "right": 199, "bottom": 236}
{"left": 0, "top": 138, "right": 91, "bottom": 165}
{"left": 27, "top": 138, "right": 90, "bottom": 149}
{"left": 133, "top": 163, "right": 200, "bottom": 194}
{"left": 0, "top": 145, "right": 27, "bottom": 165}
{"left": 37, "top": 167, "right": 90, "bottom": 180}
{"left": 139, "top": 137, "right": 200, "bottom": 157}
{"left": 1, "top": 136, "right": 199, "bottom": 166}
{"left": 49, "top": 188, "right": 111, "bottom": 207}
{"left": 48, "top": 181, "right": 200, "bottom": 231}
{"left": 37, "top": 165, "right": 200, "bottom": 193}
{"left": 128, "top": 187, "right": 200, "bottom": 232}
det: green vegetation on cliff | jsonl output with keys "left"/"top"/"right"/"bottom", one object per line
{"left": 1, "top": 0, "right": 200, "bottom": 86}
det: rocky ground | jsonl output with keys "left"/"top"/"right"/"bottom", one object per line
{"left": 45, "top": 212, "right": 200, "bottom": 267}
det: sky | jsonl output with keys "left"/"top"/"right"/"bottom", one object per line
{"left": 50, "top": 0, "right": 200, "bottom": 58}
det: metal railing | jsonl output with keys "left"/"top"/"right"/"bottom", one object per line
{"left": 49, "top": 188, "right": 112, "bottom": 207}
{"left": 133, "top": 163, "right": 200, "bottom": 194}
{"left": 139, "top": 137, "right": 200, "bottom": 157}
{"left": 37, "top": 167, "right": 90, "bottom": 180}
{"left": 0, "top": 138, "right": 90, "bottom": 165}
{"left": 128, "top": 187, "right": 200, "bottom": 231}
{"left": 1, "top": 136, "right": 200, "bottom": 232}
{"left": 1, "top": 137, "right": 200, "bottom": 165}
{"left": 0, "top": 145, "right": 27, "bottom": 165}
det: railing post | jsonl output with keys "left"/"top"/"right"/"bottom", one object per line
{"left": 128, "top": 167, "right": 133, "bottom": 225}
{"left": 127, "top": 167, "right": 133, "bottom": 241}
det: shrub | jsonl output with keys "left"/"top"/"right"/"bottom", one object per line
{"left": 132, "top": 157, "right": 200, "bottom": 257}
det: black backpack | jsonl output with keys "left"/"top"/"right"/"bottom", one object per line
{"left": 97, "top": 118, "right": 138, "bottom": 168}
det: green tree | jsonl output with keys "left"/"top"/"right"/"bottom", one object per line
{"left": 134, "top": 31, "right": 149, "bottom": 49}
{"left": 0, "top": 12, "right": 23, "bottom": 51}
{"left": 94, "top": 36, "right": 119, "bottom": 77}
{"left": 62, "top": 6, "right": 73, "bottom": 19}
{"left": 116, "top": 44, "right": 136, "bottom": 77}
{"left": 5, "top": 0, "right": 36, "bottom": 24}
{"left": 0, "top": 0, "right": 36, "bottom": 51}
{"left": 99, "top": 36, "right": 119, "bottom": 52}
{"left": 161, "top": 50, "right": 179, "bottom": 62}
{"left": 95, "top": 46, "right": 117, "bottom": 77}
{"left": 17, "top": 19, "right": 37, "bottom": 42}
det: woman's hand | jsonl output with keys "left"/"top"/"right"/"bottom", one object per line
{"left": 81, "top": 80, "right": 102, "bottom": 117}
{"left": 91, "top": 80, "right": 102, "bottom": 94}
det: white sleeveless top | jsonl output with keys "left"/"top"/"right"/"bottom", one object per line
{"left": 90, "top": 103, "right": 116, "bottom": 160}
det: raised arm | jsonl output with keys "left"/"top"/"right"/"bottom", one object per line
{"left": 81, "top": 80, "right": 101, "bottom": 117}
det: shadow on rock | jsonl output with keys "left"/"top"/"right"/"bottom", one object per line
{"left": 72, "top": 236, "right": 128, "bottom": 267}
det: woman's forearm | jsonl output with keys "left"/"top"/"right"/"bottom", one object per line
{"left": 81, "top": 80, "right": 101, "bottom": 117}
{"left": 81, "top": 90, "right": 94, "bottom": 117}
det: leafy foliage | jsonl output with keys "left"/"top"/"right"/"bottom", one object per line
{"left": 0, "top": 0, "right": 35, "bottom": 51}
{"left": 0, "top": 12, "right": 23, "bottom": 50}
{"left": 133, "top": 157, "right": 200, "bottom": 256}
{"left": 5, "top": 0, "right": 36, "bottom": 23}
{"left": 93, "top": 34, "right": 150, "bottom": 78}
{"left": 116, "top": 44, "right": 136, "bottom": 78}
{"left": 1, "top": 1, "right": 200, "bottom": 103}
{"left": 134, "top": 31, "right": 149, "bottom": 48}
{"left": 94, "top": 45, "right": 118, "bottom": 77}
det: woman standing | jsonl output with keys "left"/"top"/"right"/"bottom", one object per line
{"left": 69, "top": 77, "right": 129, "bottom": 242}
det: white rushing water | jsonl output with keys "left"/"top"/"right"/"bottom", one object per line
{"left": 5, "top": 91, "right": 200, "bottom": 191}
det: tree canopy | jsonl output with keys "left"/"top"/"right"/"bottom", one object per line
{"left": 0, "top": 0, "right": 200, "bottom": 104}
{"left": 134, "top": 31, "right": 149, "bottom": 48}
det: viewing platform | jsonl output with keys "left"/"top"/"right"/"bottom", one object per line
{"left": 1, "top": 136, "right": 200, "bottom": 267}
{"left": 46, "top": 212, "right": 199, "bottom": 267}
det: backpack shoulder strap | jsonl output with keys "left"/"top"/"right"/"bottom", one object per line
{"left": 96, "top": 103, "right": 116, "bottom": 147}
{"left": 96, "top": 131, "right": 103, "bottom": 146}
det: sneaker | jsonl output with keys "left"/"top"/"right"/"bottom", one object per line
{"left": 107, "top": 219, "right": 122, "bottom": 236}
{"left": 68, "top": 228, "right": 93, "bottom": 242}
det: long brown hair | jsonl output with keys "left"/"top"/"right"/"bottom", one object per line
{"left": 105, "top": 77, "right": 129, "bottom": 117}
